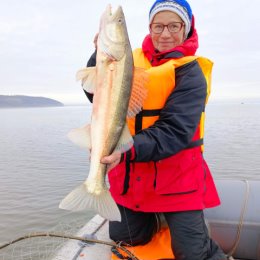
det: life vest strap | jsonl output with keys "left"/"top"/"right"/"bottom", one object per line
{"left": 186, "top": 138, "right": 203, "bottom": 149}
{"left": 121, "top": 150, "right": 132, "bottom": 195}
{"left": 135, "top": 109, "right": 162, "bottom": 134}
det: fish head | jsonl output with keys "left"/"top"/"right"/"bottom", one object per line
{"left": 98, "top": 4, "right": 130, "bottom": 61}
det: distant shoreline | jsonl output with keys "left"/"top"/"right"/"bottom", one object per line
{"left": 0, "top": 95, "right": 64, "bottom": 108}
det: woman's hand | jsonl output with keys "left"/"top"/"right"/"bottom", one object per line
{"left": 101, "top": 151, "right": 122, "bottom": 172}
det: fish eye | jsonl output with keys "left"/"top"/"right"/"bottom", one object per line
{"left": 118, "top": 17, "right": 124, "bottom": 24}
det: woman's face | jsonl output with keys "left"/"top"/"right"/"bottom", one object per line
{"left": 150, "top": 11, "right": 185, "bottom": 52}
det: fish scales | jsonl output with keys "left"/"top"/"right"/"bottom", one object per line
{"left": 59, "top": 5, "right": 135, "bottom": 221}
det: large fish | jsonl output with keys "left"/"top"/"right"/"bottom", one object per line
{"left": 59, "top": 5, "right": 147, "bottom": 221}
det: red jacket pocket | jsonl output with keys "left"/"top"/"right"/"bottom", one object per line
{"left": 155, "top": 149, "right": 202, "bottom": 195}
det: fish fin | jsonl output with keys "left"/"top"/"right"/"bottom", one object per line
{"left": 76, "top": 67, "right": 96, "bottom": 94}
{"left": 127, "top": 67, "right": 148, "bottom": 118}
{"left": 114, "top": 124, "right": 134, "bottom": 153}
{"left": 59, "top": 183, "right": 121, "bottom": 222}
{"left": 67, "top": 124, "right": 91, "bottom": 150}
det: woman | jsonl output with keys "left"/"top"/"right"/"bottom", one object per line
{"left": 88, "top": 0, "right": 227, "bottom": 259}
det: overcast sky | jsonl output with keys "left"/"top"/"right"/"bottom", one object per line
{"left": 1, "top": 0, "right": 260, "bottom": 104}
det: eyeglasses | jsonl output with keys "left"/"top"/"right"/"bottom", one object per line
{"left": 150, "top": 22, "right": 184, "bottom": 34}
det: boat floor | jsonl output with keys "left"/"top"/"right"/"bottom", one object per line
{"left": 53, "top": 215, "right": 112, "bottom": 260}
{"left": 53, "top": 215, "right": 249, "bottom": 260}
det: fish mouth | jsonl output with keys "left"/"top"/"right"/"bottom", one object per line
{"left": 99, "top": 4, "right": 126, "bottom": 61}
{"left": 107, "top": 4, "right": 123, "bottom": 20}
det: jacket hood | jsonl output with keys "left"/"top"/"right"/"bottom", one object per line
{"left": 142, "top": 16, "right": 198, "bottom": 65}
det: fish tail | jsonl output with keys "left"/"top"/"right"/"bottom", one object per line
{"left": 59, "top": 183, "right": 121, "bottom": 222}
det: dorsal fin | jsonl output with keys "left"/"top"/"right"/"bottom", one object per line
{"left": 127, "top": 67, "right": 148, "bottom": 118}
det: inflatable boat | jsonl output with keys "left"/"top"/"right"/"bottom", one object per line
{"left": 53, "top": 179, "right": 260, "bottom": 260}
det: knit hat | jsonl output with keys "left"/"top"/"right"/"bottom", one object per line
{"left": 149, "top": 0, "right": 192, "bottom": 37}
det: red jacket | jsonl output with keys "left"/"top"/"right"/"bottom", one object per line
{"left": 108, "top": 17, "right": 220, "bottom": 212}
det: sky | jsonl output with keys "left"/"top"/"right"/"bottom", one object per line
{"left": 1, "top": 0, "right": 260, "bottom": 105}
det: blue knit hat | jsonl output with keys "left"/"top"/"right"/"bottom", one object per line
{"left": 149, "top": 0, "right": 192, "bottom": 37}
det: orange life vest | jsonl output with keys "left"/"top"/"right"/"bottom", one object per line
{"left": 127, "top": 48, "right": 213, "bottom": 151}
{"left": 111, "top": 227, "right": 174, "bottom": 260}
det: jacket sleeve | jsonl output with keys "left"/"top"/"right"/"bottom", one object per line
{"left": 133, "top": 60, "right": 207, "bottom": 162}
{"left": 83, "top": 50, "right": 97, "bottom": 103}
{"left": 87, "top": 50, "right": 97, "bottom": 67}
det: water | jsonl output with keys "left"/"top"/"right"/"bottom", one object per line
{"left": 0, "top": 106, "right": 94, "bottom": 246}
{"left": 204, "top": 102, "right": 260, "bottom": 178}
{"left": 0, "top": 103, "right": 260, "bottom": 251}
